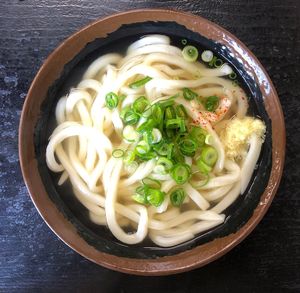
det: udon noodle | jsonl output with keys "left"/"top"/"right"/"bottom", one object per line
{"left": 46, "top": 35, "right": 266, "bottom": 247}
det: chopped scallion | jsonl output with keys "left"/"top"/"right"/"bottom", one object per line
{"left": 171, "top": 163, "right": 191, "bottom": 184}
{"left": 136, "top": 151, "right": 157, "bottom": 160}
{"left": 143, "top": 128, "right": 162, "bottom": 145}
{"left": 142, "top": 177, "right": 161, "bottom": 189}
{"left": 152, "top": 104, "right": 163, "bottom": 124}
{"left": 155, "top": 142, "right": 169, "bottom": 156}
{"left": 136, "top": 118, "right": 156, "bottom": 133}
{"left": 166, "top": 118, "right": 183, "bottom": 129}
{"left": 183, "top": 88, "right": 198, "bottom": 101}
{"left": 133, "top": 96, "right": 150, "bottom": 114}
{"left": 135, "top": 140, "right": 150, "bottom": 155}
{"left": 196, "top": 158, "right": 212, "bottom": 174}
{"left": 123, "top": 125, "right": 139, "bottom": 142}
{"left": 170, "top": 188, "right": 186, "bottom": 207}
{"left": 105, "top": 92, "right": 119, "bottom": 109}
{"left": 205, "top": 96, "right": 219, "bottom": 112}
{"left": 153, "top": 164, "right": 167, "bottom": 174}
{"left": 182, "top": 45, "right": 198, "bottom": 62}
{"left": 190, "top": 126, "right": 206, "bottom": 147}
{"left": 132, "top": 185, "right": 149, "bottom": 204}
{"left": 179, "top": 138, "right": 197, "bottom": 157}
{"left": 129, "top": 76, "right": 152, "bottom": 89}
{"left": 157, "top": 157, "right": 174, "bottom": 171}
{"left": 158, "top": 98, "right": 175, "bottom": 109}
{"left": 146, "top": 188, "right": 165, "bottom": 207}
{"left": 200, "top": 146, "right": 218, "bottom": 166}
{"left": 175, "top": 104, "right": 187, "bottom": 118}
{"left": 165, "top": 106, "right": 176, "bottom": 119}
{"left": 122, "top": 109, "right": 140, "bottom": 125}
{"left": 201, "top": 50, "right": 213, "bottom": 62}
{"left": 112, "top": 149, "right": 124, "bottom": 158}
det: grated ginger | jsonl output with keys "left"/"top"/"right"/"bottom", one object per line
{"left": 220, "top": 117, "right": 266, "bottom": 159}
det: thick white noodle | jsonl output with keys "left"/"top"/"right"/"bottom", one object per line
{"left": 45, "top": 34, "right": 263, "bottom": 248}
{"left": 183, "top": 183, "right": 210, "bottom": 210}
{"left": 83, "top": 53, "right": 122, "bottom": 79}
{"left": 240, "top": 134, "right": 263, "bottom": 193}
{"left": 127, "top": 35, "right": 170, "bottom": 53}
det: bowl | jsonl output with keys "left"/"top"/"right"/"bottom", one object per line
{"left": 19, "top": 9, "right": 285, "bottom": 275}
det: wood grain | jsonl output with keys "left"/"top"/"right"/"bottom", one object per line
{"left": 0, "top": 0, "right": 299, "bottom": 292}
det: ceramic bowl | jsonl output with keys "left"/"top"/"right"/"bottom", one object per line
{"left": 19, "top": 9, "right": 285, "bottom": 275}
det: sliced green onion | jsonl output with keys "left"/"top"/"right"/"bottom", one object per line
{"left": 129, "top": 76, "right": 152, "bottom": 89}
{"left": 201, "top": 50, "right": 213, "bottom": 62}
{"left": 157, "top": 157, "right": 174, "bottom": 171}
{"left": 105, "top": 92, "right": 119, "bottom": 109}
{"left": 182, "top": 45, "right": 198, "bottom": 62}
{"left": 123, "top": 150, "right": 136, "bottom": 164}
{"left": 205, "top": 96, "right": 219, "bottom": 112}
{"left": 122, "top": 109, "right": 140, "bottom": 125}
{"left": 181, "top": 39, "right": 187, "bottom": 45}
{"left": 152, "top": 129, "right": 162, "bottom": 143}
{"left": 175, "top": 104, "right": 187, "bottom": 118}
{"left": 151, "top": 104, "right": 163, "bottom": 122}
{"left": 170, "top": 188, "right": 186, "bottom": 207}
{"left": 146, "top": 188, "right": 165, "bottom": 207}
{"left": 183, "top": 88, "right": 198, "bottom": 101}
{"left": 136, "top": 118, "right": 156, "bottom": 133}
{"left": 120, "top": 106, "right": 130, "bottom": 120}
{"left": 112, "top": 149, "right": 124, "bottom": 158}
{"left": 136, "top": 185, "right": 147, "bottom": 194}
{"left": 155, "top": 142, "right": 169, "bottom": 156}
{"left": 133, "top": 96, "right": 150, "bottom": 114}
{"left": 142, "top": 177, "right": 161, "bottom": 189}
{"left": 144, "top": 128, "right": 162, "bottom": 145}
{"left": 190, "top": 126, "right": 206, "bottom": 147}
{"left": 179, "top": 119, "right": 186, "bottom": 133}
{"left": 122, "top": 125, "right": 139, "bottom": 142}
{"left": 132, "top": 185, "right": 148, "bottom": 204}
{"left": 205, "top": 134, "right": 213, "bottom": 145}
{"left": 229, "top": 72, "right": 237, "bottom": 80}
{"left": 167, "top": 143, "right": 174, "bottom": 159}
{"left": 171, "top": 163, "right": 191, "bottom": 184}
{"left": 165, "top": 129, "right": 175, "bottom": 139}
{"left": 196, "top": 158, "right": 212, "bottom": 174}
{"left": 132, "top": 193, "right": 147, "bottom": 204}
{"left": 179, "top": 138, "right": 197, "bottom": 157}
{"left": 141, "top": 104, "right": 153, "bottom": 118}
{"left": 136, "top": 150, "right": 157, "bottom": 161}
{"left": 171, "top": 145, "right": 185, "bottom": 163}
{"left": 165, "top": 106, "right": 176, "bottom": 119}
{"left": 174, "top": 132, "right": 186, "bottom": 143}
{"left": 200, "top": 146, "right": 218, "bottom": 166}
{"left": 153, "top": 165, "right": 167, "bottom": 174}
{"left": 165, "top": 118, "right": 182, "bottom": 129}
{"left": 158, "top": 98, "right": 175, "bottom": 109}
{"left": 135, "top": 140, "right": 150, "bottom": 155}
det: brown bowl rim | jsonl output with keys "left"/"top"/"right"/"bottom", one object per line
{"left": 19, "top": 9, "right": 285, "bottom": 275}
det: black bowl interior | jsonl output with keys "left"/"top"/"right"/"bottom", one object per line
{"left": 34, "top": 21, "right": 272, "bottom": 259}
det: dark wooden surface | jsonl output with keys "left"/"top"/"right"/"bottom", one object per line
{"left": 0, "top": 0, "right": 299, "bottom": 292}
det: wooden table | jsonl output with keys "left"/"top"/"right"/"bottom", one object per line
{"left": 1, "top": 0, "right": 299, "bottom": 291}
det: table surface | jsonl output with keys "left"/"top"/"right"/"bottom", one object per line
{"left": 1, "top": 0, "right": 299, "bottom": 292}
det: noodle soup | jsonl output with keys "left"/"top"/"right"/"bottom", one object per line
{"left": 45, "top": 34, "right": 267, "bottom": 248}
